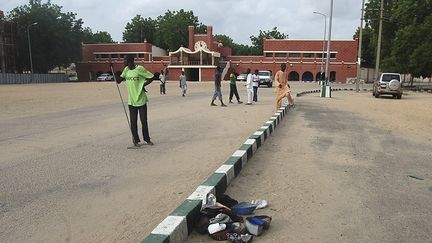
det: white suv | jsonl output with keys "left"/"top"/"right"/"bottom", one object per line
{"left": 97, "top": 73, "right": 113, "bottom": 81}
{"left": 373, "top": 73, "right": 403, "bottom": 99}
{"left": 258, "top": 70, "right": 273, "bottom": 87}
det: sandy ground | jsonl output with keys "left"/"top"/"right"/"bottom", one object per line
{"left": 1, "top": 81, "right": 431, "bottom": 242}
{"left": 187, "top": 88, "right": 432, "bottom": 242}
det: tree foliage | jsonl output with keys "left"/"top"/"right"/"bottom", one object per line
{"left": 82, "top": 27, "right": 114, "bottom": 44}
{"left": 123, "top": 11, "right": 288, "bottom": 55}
{"left": 249, "top": 27, "right": 288, "bottom": 55}
{"left": 362, "top": 0, "right": 432, "bottom": 77}
{"left": 7, "top": 0, "right": 112, "bottom": 73}
{"left": 122, "top": 15, "right": 156, "bottom": 43}
{"left": 215, "top": 27, "right": 288, "bottom": 56}
{"left": 154, "top": 9, "right": 202, "bottom": 50}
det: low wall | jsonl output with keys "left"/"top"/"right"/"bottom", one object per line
{"left": 0, "top": 73, "right": 69, "bottom": 85}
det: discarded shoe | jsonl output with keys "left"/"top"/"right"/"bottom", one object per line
{"left": 232, "top": 202, "right": 257, "bottom": 215}
{"left": 228, "top": 222, "right": 246, "bottom": 234}
{"left": 209, "top": 213, "right": 233, "bottom": 224}
{"left": 245, "top": 217, "right": 263, "bottom": 236}
{"left": 208, "top": 223, "right": 226, "bottom": 234}
{"left": 245, "top": 215, "right": 272, "bottom": 236}
{"left": 226, "top": 232, "right": 253, "bottom": 243}
{"left": 250, "top": 199, "right": 268, "bottom": 209}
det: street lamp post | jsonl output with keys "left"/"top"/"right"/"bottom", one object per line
{"left": 313, "top": 11, "right": 327, "bottom": 84}
{"left": 27, "top": 22, "right": 38, "bottom": 81}
{"left": 325, "top": 0, "right": 334, "bottom": 87}
{"left": 318, "top": 0, "right": 334, "bottom": 98}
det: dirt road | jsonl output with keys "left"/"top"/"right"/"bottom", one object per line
{"left": 1, "top": 82, "right": 431, "bottom": 242}
{"left": 0, "top": 81, "right": 280, "bottom": 242}
{"left": 188, "top": 90, "right": 432, "bottom": 242}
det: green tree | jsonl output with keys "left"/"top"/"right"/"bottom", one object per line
{"left": 214, "top": 34, "right": 235, "bottom": 49}
{"left": 353, "top": 25, "right": 376, "bottom": 68}
{"left": 154, "top": 9, "right": 202, "bottom": 50}
{"left": 363, "top": 0, "right": 432, "bottom": 77}
{"left": 7, "top": 0, "right": 85, "bottom": 73}
{"left": 82, "top": 27, "right": 113, "bottom": 44}
{"left": 122, "top": 15, "right": 156, "bottom": 43}
{"left": 390, "top": 0, "right": 432, "bottom": 77}
{"left": 249, "top": 27, "right": 288, "bottom": 55}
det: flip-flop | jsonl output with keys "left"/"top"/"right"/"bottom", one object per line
{"left": 250, "top": 199, "right": 268, "bottom": 209}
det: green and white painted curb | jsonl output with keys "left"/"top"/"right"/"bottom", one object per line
{"left": 141, "top": 103, "right": 290, "bottom": 243}
{"left": 297, "top": 88, "right": 372, "bottom": 97}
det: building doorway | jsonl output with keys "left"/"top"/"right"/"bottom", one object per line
{"left": 288, "top": 71, "right": 299, "bottom": 81}
{"left": 316, "top": 72, "right": 325, "bottom": 81}
{"left": 330, "top": 71, "right": 336, "bottom": 82}
{"left": 302, "top": 71, "right": 313, "bottom": 82}
{"left": 186, "top": 68, "right": 199, "bottom": 81}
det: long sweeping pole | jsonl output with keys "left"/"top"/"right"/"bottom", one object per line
{"left": 110, "top": 63, "right": 135, "bottom": 145}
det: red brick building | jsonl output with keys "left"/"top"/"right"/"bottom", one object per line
{"left": 77, "top": 25, "right": 358, "bottom": 83}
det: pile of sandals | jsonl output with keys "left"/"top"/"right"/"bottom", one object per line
{"left": 194, "top": 194, "right": 272, "bottom": 242}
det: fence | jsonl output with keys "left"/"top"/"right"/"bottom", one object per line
{"left": 0, "top": 73, "right": 69, "bottom": 85}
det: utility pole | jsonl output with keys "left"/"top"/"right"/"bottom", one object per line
{"left": 375, "top": 0, "right": 384, "bottom": 80}
{"left": 27, "top": 22, "right": 38, "bottom": 82}
{"left": 356, "top": 0, "right": 365, "bottom": 92}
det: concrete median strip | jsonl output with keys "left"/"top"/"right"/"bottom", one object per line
{"left": 141, "top": 103, "right": 290, "bottom": 243}
{"left": 296, "top": 88, "right": 373, "bottom": 97}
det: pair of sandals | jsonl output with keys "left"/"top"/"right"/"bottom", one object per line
{"left": 226, "top": 232, "right": 253, "bottom": 243}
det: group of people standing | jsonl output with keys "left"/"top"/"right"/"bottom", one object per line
{"left": 212, "top": 63, "right": 294, "bottom": 110}
{"left": 117, "top": 55, "right": 294, "bottom": 148}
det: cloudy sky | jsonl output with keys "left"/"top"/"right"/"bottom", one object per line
{"left": 2, "top": 0, "right": 363, "bottom": 44}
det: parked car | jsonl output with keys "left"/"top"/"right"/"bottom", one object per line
{"left": 372, "top": 73, "right": 403, "bottom": 99}
{"left": 97, "top": 73, "right": 113, "bottom": 81}
{"left": 236, "top": 73, "right": 247, "bottom": 82}
{"left": 258, "top": 70, "right": 273, "bottom": 87}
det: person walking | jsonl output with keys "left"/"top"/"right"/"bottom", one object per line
{"left": 160, "top": 69, "right": 166, "bottom": 95}
{"left": 118, "top": 54, "right": 160, "bottom": 147}
{"left": 245, "top": 68, "right": 253, "bottom": 105}
{"left": 210, "top": 66, "right": 227, "bottom": 107}
{"left": 179, "top": 71, "right": 187, "bottom": 96}
{"left": 252, "top": 69, "right": 260, "bottom": 102}
{"left": 229, "top": 70, "right": 243, "bottom": 104}
{"left": 274, "top": 63, "right": 295, "bottom": 110}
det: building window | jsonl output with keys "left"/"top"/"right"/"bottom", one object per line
{"left": 316, "top": 53, "right": 327, "bottom": 58}
{"left": 138, "top": 53, "right": 145, "bottom": 58}
{"left": 265, "top": 53, "right": 273, "bottom": 58}
{"left": 288, "top": 53, "right": 300, "bottom": 58}
{"left": 275, "top": 53, "right": 287, "bottom": 58}
{"left": 101, "top": 54, "right": 109, "bottom": 58}
{"left": 303, "top": 53, "right": 314, "bottom": 58}
{"left": 316, "top": 53, "right": 336, "bottom": 58}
